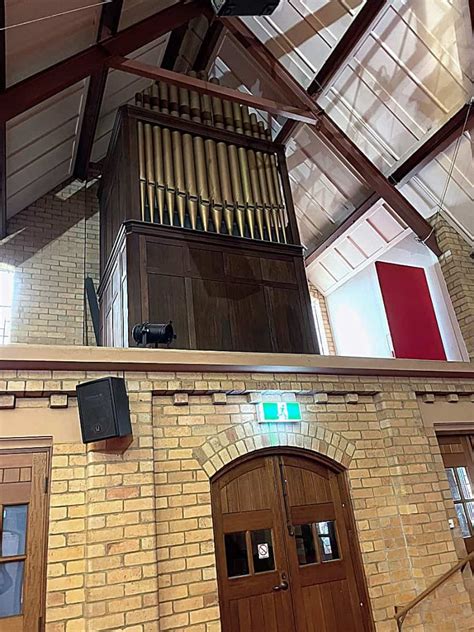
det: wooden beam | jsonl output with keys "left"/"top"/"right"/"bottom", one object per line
{"left": 223, "top": 19, "right": 441, "bottom": 256}
{"left": 316, "top": 115, "right": 441, "bottom": 256}
{"left": 161, "top": 23, "right": 189, "bottom": 71}
{"left": 98, "top": 0, "right": 124, "bottom": 40}
{"left": 193, "top": 20, "right": 225, "bottom": 72}
{"left": 390, "top": 102, "right": 474, "bottom": 186}
{"left": 275, "top": 1, "right": 388, "bottom": 145}
{"left": 0, "top": 0, "right": 211, "bottom": 123}
{"left": 0, "top": 0, "right": 6, "bottom": 238}
{"left": 108, "top": 56, "right": 318, "bottom": 124}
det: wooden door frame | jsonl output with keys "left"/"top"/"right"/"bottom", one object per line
{"left": 0, "top": 437, "right": 52, "bottom": 632}
{"left": 211, "top": 446, "right": 375, "bottom": 632}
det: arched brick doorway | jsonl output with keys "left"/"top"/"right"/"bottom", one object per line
{"left": 211, "top": 448, "right": 373, "bottom": 632}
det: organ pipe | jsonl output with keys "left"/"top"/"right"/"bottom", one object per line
{"left": 133, "top": 77, "right": 289, "bottom": 242}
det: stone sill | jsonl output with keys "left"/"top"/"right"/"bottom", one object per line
{"left": 0, "top": 344, "right": 473, "bottom": 379}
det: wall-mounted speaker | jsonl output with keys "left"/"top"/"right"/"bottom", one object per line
{"left": 76, "top": 377, "right": 132, "bottom": 444}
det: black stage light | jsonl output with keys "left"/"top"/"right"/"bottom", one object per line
{"left": 132, "top": 322, "right": 176, "bottom": 348}
{"left": 210, "top": 0, "right": 280, "bottom": 16}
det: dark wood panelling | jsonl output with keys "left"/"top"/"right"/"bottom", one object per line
{"left": 99, "top": 222, "right": 319, "bottom": 353}
{"left": 191, "top": 279, "right": 232, "bottom": 350}
{"left": 228, "top": 283, "right": 272, "bottom": 353}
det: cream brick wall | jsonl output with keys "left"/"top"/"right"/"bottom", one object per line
{"left": 433, "top": 216, "right": 474, "bottom": 359}
{"left": 1, "top": 368, "right": 474, "bottom": 631}
{"left": 1, "top": 179, "right": 99, "bottom": 345}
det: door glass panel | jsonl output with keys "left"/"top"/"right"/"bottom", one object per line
{"left": 466, "top": 502, "right": 474, "bottom": 528}
{"left": 446, "top": 468, "right": 461, "bottom": 501}
{"left": 0, "top": 561, "right": 24, "bottom": 618}
{"left": 2, "top": 505, "right": 28, "bottom": 557}
{"left": 455, "top": 504, "right": 471, "bottom": 538}
{"left": 225, "top": 532, "right": 249, "bottom": 578}
{"left": 316, "top": 521, "right": 340, "bottom": 562}
{"left": 294, "top": 524, "right": 317, "bottom": 565}
{"left": 456, "top": 467, "right": 473, "bottom": 500}
{"left": 251, "top": 529, "right": 275, "bottom": 573}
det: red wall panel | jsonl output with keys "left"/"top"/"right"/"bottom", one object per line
{"left": 375, "top": 261, "right": 446, "bottom": 360}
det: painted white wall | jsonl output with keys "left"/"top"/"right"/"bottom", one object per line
{"left": 326, "top": 265, "right": 393, "bottom": 359}
{"left": 326, "top": 235, "right": 468, "bottom": 361}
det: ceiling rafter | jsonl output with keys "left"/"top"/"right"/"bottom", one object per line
{"left": 193, "top": 19, "right": 225, "bottom": 72}
{"left": 108, "top": 56, "right": 317, "bottom": 124}
{"left": 74, "top": 0, "right": 125, "bottom": 180}
{"left": 276, "top": 0, "right": 388, "bottom": 145}
{"left": 0, "top": 0, "right": 211, "bottom": 123}
{"left": 222, "top": 17, "right": 441, "bottom": 257}
{"left": 0, "top": 0, "right": 6, "bottom": 238}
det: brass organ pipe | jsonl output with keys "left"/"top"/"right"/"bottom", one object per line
{"left": 250, "top": 113, "right": 273, "bottom": 241}
{"left": 200, "top": 72, "right": 222, "bottom": 233}
{"left": 188, "top": 71, "right": 209, "bottom": 232}
{"left": 210, "top": 77, "right": 234, "bottom": 235}
{"left": 151, "top": 83, "right": 165, "bottom": 224}
{"left": 223, "top": 101, "right": 245, "bottom": 237}
{"left": 143, "top": 87, "right": 156, "bottom": 223}
{"left": 265, "top": 127, "right": 287, "bottom": 243}
{"left": 158, "top": 82, "right": 175, "bottom": 225}
{"left": 169, "top": 85, "right": 186, "bottom": 228}
{"left": 242, "top": 106, "right": 264, "bottom": 240}
{"left": 178, "top": 85, "right": 198, "bottom": 230}
{"left": 232, "top": 102, "right": 254, "bottom": 239}
{"left": 259, "top": 121, "right": 281, "bottom": 242}
{"left": 136, "top": 98, "right": 146, "bottom": 220}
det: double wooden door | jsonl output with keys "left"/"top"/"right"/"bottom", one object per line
{"left": 211, "top": 452, "right": 372, "bottom": 632}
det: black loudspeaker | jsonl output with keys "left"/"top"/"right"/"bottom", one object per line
{"left": 76, "top": 377, "right": 132, "bottom": 444}
{"left": 210, "top": 0, "right": 280, "bottom": 16}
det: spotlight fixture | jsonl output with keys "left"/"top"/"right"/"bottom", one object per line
{"left": 132, "top": 322, "right": 176, "bottom": 348}
{"left": 210, "top": 0, "right": 280, "bottom": 16}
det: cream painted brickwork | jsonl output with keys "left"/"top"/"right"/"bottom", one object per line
{"left": 308, "top": 283, "right": 336, "bottom": 355}
{"left": 434, "top": 216, "right": 474, "bottom": 359}
{"left": 2, "top": 179, "right": 99, "bottom": 345}
{"left": 1, "top": 368, "right": 474, "bottom": 632}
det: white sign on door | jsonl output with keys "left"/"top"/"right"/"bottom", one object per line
{"left": 257, "top": 543, "right": 270, "bottom": 559}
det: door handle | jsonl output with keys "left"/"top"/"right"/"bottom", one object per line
{"left": 273, "top": 572, "right": 289, "bottom": 591}
{"left": 273, "top": 579, "right": 289, "bottom": 591}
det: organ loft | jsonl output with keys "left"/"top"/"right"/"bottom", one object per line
{"left": 98, "top": 72, "right": 319, "bottom": 354}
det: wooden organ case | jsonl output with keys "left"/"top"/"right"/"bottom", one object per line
{"left": 98, "top": 76, "right": 319, "bottom": 354}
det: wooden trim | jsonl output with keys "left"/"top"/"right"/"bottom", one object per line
{"left": 1, "top": 344, "right": 474, "bottom": 378}
{"left": 0, "top": 437, "right": 53, "bottom": 451}
{"left": 0, "top": 0, "right": 211, "bottom": 122}
{"left": 0, "top": 0, "right": 6, "bottom": 239}
{"left": 125, "top": 104, "right": 282, "bottom": 154}
{"left": 389, "top": 102, "right": 474, "bottom": 186}
{"left": 107, "top": 57, "right": 317, "bottom": 125}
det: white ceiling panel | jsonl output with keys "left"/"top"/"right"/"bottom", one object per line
{"left": 6, "top": 0, "right": 100, "bottom": 86}
{"left": 6, "top": 82, "right": 86, "bottom": 219}
{"left": 119, "top": 0, "right": 177, "bottom": 30}
{"left": 91, "top": 35, "right": 169, "bottom": 163}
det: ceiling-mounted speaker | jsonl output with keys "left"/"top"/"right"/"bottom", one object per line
{"left": 210, "top": 0, "right": 280, "bottom": 16}
{"left": 76, "top": 377, "right": 132, "bottom": 444}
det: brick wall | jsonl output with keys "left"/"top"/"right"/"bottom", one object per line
{"left": 1, "top": 179, "right": 99, "bottom": 345}
{"left": 308, "top": 282, "right": 336, "bottom": 354}
{"left": 434, "top": 216, "right": 474, "bottom": 359}
{"left": 2, "top": 368, "right": 474, "bottom": 631}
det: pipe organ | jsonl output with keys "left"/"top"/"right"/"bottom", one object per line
{"left": 98, "top": 73, "right": 319, "bottom": 354}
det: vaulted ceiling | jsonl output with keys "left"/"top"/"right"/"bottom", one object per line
{"left": 1, "top": 0, "right": 473, "bottom": 255}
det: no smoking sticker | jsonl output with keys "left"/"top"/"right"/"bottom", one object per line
{"left": 257, "top": 543, "right": 270, "bottom": 559}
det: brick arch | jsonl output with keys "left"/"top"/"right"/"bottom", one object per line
{"left": 194, "top": 421, "right": 356, "bottom": 478}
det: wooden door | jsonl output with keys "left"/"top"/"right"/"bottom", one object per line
{"left": 0, "top": 450, "right": 49, "bottom": 631}
{"left": 438, "top": 434, "right": 474, "bottom": 560}
{"left": 211, "top": 451, "right": 372, "bottom": 632}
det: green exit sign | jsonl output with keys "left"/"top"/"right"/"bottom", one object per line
{"left": 258, "top": 402, "right": 302, "bottom": 422}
